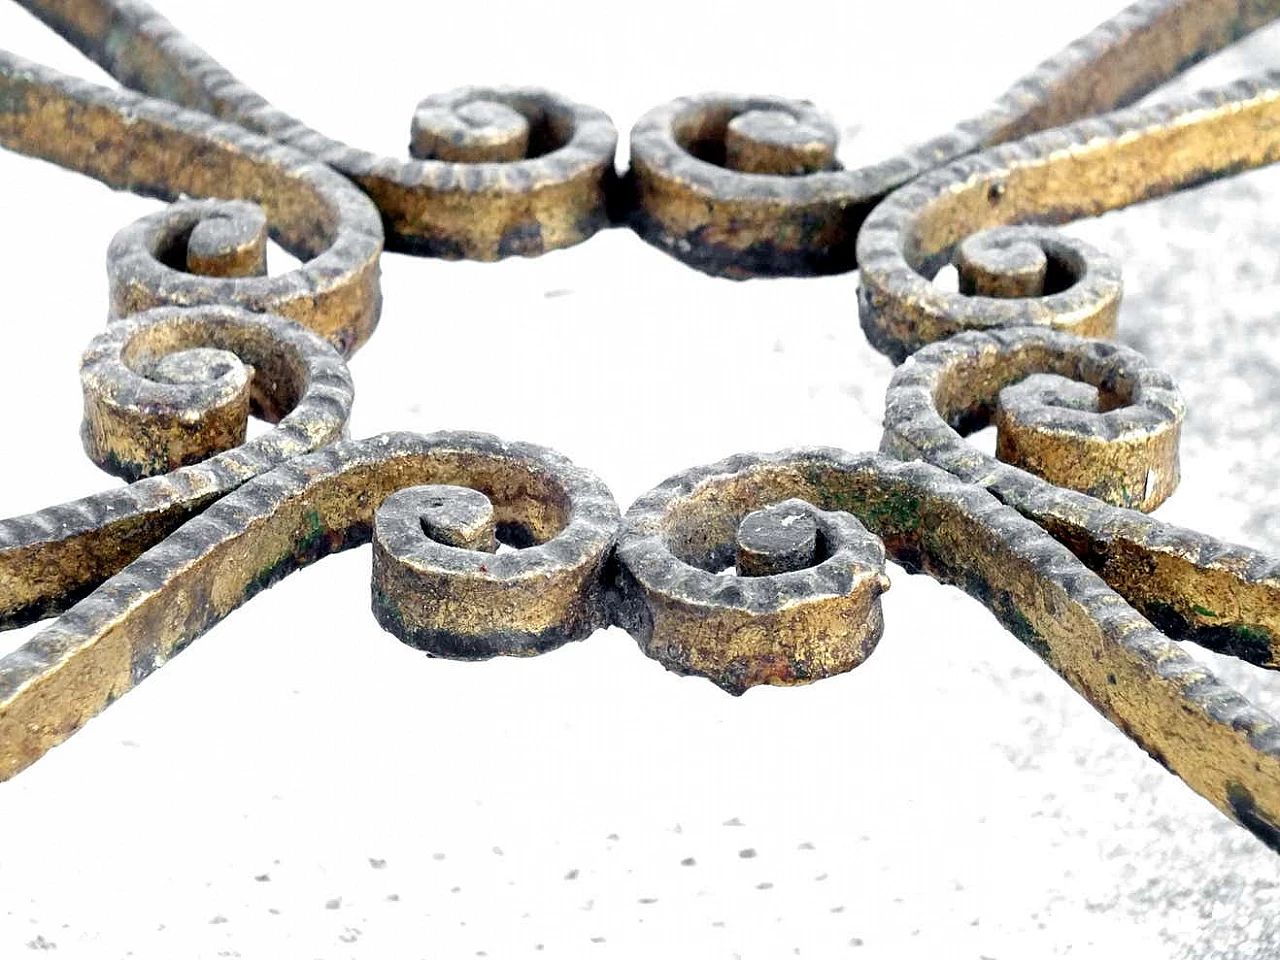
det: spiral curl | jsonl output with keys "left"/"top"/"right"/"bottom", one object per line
{"left": 0, "top": 432, "right": 619, "bottom": 781}
{"left": 0, "top": 53, "right": 383, "bottom": 356}
{"left": 615, "top": 467, "right": 890, "bottom": 694}
{"left": 391, "top": 86, "right": 618, "bottom": 259}
{"left": 3, "top": 0, "right": 1280, "bottom": 856}
{"left": 8, "top": 0, "right": 618, "bottom": 261}
{"left": 857, "top": 73, "right": 1280, "bottom": 361}
{"left": 612, "top": 447, "right": 1280, "bottom": 850}
{"left": 882, "top": 326, "right": 1280, "bottom": 668}
{"left": 18, "top": 0, "right": 1280, "bottom": 275}
{"left": 627, "top": 93, "right": 860, "bottom": 278}
{"left": 0, "top": 305, "right": 353, "bottom": 629}
{"left": 370, "top": 454, "right": 619, "bottom": 659}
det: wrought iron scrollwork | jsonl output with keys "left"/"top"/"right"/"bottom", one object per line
{"left": 0, "top": 305, "right": 354, "bottom": 629}
{"left": 0, "top": 0, "right": 1278, "bottom": 856}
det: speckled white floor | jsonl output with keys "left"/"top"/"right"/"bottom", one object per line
{"left": 0, "top": 2, "right": 1277, "bottom": 958}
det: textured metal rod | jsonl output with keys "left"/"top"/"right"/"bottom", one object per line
{"left": 0, "top": 431, "right": 620, "bottom": 782}
{"left": 0, "top": 49, "right": 383, "bottom": 355}
{"left": 0, "top": 48, "right": 386, "bottom": 623}
{"left": 0, "top": 306, "right": 354, "bottom": 629}
{"left": 881, "top": 327, "right": 1280, "bottom": 666}
{"left": 612, "top": 449, "right": 1280, "bottom": 851}
{"left": 12, "top": 0, "right": 619, "bottom": 259}
{"left": 857, "top": 72, "right": 1280, "bottom": 359}
{"left": 623, "top": 0, "right": 1280, "bottom": 274}
{"left": 0, "top": 0, "right": 1276, "bottom": 860}
{"left": 16, "top": 0, "right": 1280, "bottom": 274}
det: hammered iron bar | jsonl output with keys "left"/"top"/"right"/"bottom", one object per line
{"left": 1, "top": 0, "right": 1279, "bottom": 852}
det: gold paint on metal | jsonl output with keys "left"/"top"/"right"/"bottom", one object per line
{"left": 0, "top": 0, "right": 1277, "bottom": 856}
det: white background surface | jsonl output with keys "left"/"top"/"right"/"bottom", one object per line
{"left": 0, "top": 2, "right": 1278, "bottom": 957}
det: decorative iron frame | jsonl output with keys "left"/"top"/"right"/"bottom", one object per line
{"left": 0, "top": 0, "right": 1278, "bottom": 857}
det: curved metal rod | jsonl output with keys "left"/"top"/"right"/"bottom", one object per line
{"left": 858, "top": 72, "right": 1280, "bottom": 359}
{"left": 14, "top": 0, "right": 1279, "bottom": 273}
{"left": 0, "top": 48, "right": 389, "bottom": 624}
{"left": 882, "top": 326, "right": 1280, "bottom": 665}
{"left": 615, "top": 448, "right": 1280, "bottom": 849}
{"left": 3, "top": 428, "right": 1276, "bottom": 851}
{"left": 620, "top": 0, "right": 1280, "bottom": 274}
{"left": 0, "top": 49, "right": 383, "bottom": 354}
{"left": 0, "top": 431, "right": 620, "bottom": 781}
{"left": 0, "top": 306, "right": 354, "bottom": 629}
{"left": 11, "top": 0, "right": 619, "bottom": 259}
{"left": 0, "top": 0, "right": 1275, "bottom": 859}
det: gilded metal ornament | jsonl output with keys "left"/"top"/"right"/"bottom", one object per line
{"left": 1, "top": 0, "right": 1279, "bottom": 860}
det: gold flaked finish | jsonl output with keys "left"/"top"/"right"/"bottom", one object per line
{"left": 13, "top": 0, "right": 619, "bottom": 260}
{"left": 858, "top": 80, "right": 1280, "bottom": 360}
{"left": 628, "top": 93, "right": 859, "bottom": 277}
{"left": 0, "top": 306, "right": 354, "bottom": 628}
{"left": 994, "top": 372, "right": 1182, "bottom": 512}
{"left": 614, "top": 450, "right": 1280, "bottom": 847}
{"left": 370, "top": 463, "right": 618, "bottom": 660}
{"left": 0, "top": 56, "right": 383, "bottom": 356}
{"left": 0, "top": 0, "right": 1278, "bottom": 858}
{"left": 882, "top": 326, "right": 1279, "bottom": 672}
{"left": 617, "top": 485, "right": 889, "bottom": 694}
{"left": 0, "top": 433, "right": 619, "bottom": 780}
{"left": 16, "top": 0, "right": 1280, "bottom": 274}
{"left": 372, "top": 86, "right": 618, "bottom": 259}
{"left": 17, "top": 1, "right": 617, "bottom": 258}
{"left": 82, "top": 342, "right": 252, "bottom": 481}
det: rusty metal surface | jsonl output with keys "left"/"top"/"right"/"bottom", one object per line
{"left": 0, "top": 431, "right": 620, "bottom": 781}
{"left": 857, "top": 74, "right": 1280, "bottom": 360}
{"left": 0, "top": 51, "right": 384, "bottom": 354}
{"left": 882, "top": 327, "right": 1280, "bottom": 667}
{"left": 613, "top": 447, "right": 1280, "bottom": 847}
{"left": 0, "top": 0, "right": 1278, "bottom": 879}
{"left": 0, "top": 305, "right": 353, "bottom": 630}
{"left": 16, "top": 0, "right": 1280, "bottom": 272}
